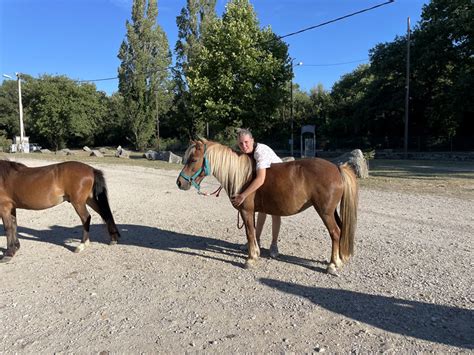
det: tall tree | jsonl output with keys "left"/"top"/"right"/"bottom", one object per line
{"left": 174, "top": 0, "right": 216, "bottom": 137}
{"left": 187, "top": 0, "right": 291, "bottom": 140}
{"left": 118, "top": 0, "right": 172, "bottom": 150}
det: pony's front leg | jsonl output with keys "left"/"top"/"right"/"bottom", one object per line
{"left": 240, "top": 209, "right": 260, "bottom": 268}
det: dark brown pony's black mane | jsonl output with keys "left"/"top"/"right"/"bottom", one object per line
{"left": 0, "top": 159, "right": 27, "bottom": 181}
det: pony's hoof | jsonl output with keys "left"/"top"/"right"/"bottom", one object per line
{"left": 269, "top": 245, "right": 279, "bottom": 259}
{"left": 0, "top": 255, "right": 13, "bottom": 263}
{"left": 74, "top": 244, "right": 86, "bottom": 253}
{"left": 109, "top": 240, "right": 118, "bottom": 245}
{"left": 244, "top": 259, "right": 257, "bottom": 269}
{"left": 326, "top": 264, "right": 339, "bottom": 276}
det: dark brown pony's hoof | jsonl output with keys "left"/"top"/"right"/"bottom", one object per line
{"left": 0, "top": 255, "right": 13, "bottom": 263}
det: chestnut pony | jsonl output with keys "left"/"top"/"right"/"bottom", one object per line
{"left": 0, "top": 160, "right": 120, "bottom": 261}
{"left": 176, "top": 139, "right": 358, "bottom": 275}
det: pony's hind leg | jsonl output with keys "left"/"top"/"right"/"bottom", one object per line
{"left": 1, "top": 207, "right": 19, "bottom": 261}
{"left": 319, "top": 211, "right": 343, "bottom": 275}
{"left": 71, "top": 202, "right": 91, "bottom": 253}
{"left": 86, "top": 197, "right": 120, "bottom": 245}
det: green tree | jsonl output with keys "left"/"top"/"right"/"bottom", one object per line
{"left": 0, "top": 79, "right": 21, "bottom": 139}
{"left": 26, "top": 75, "right": 105, "bottom": 150}
{"left": 118, "top": 0, "right": 172, "bottom": 151}
{"left": 174, "top": 0, "right": 216, "bottom": 137}
{"left": 187, "top": 0, "right": 291, "bottom": 140}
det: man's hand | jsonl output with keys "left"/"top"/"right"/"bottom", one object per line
{"left": 231, "top": 193, "right": 245, "bottom": 207}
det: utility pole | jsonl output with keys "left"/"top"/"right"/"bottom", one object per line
{"left": 404, "top": 17, "right": 411, "bottom": 159}
{"left": 2, "top": 73, "right": 25, "bottom": 152}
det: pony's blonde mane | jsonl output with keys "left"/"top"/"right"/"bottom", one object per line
{"left": 206, "top": 141, "right": 253, "bottom": 196}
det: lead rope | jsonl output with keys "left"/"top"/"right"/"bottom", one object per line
{"left": 198, "top": 185, "right": 223, "bottom": 197}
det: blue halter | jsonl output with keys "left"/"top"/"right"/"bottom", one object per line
{"left": 179, "top": 144, "right": 211, "bottom": 191}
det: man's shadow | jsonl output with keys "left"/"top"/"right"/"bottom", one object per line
{"left": 259, "top": 278, "right": 473, "bottom": 349}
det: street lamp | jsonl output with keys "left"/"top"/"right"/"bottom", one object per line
{"left": 3, "top": 72, "right": 26, "bottom": 152}
{"left": 290, "top": 60, "right": 303, "bottom": 156}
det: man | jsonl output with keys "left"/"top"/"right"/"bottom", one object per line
{"left": 231, "top": 128, "right": 282, "bottom": 257}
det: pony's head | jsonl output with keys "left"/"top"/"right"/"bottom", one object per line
{"left": 176, "top": 139, "right": 210, "bottom": 191}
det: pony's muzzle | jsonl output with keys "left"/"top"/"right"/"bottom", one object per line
{"left": 176, "top": 177, "right": 191, "bottom": 190}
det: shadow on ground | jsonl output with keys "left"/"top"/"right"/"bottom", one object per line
{"left": 4, "top": 223, "right": 326, "bottom": 273}
{"left": 260, "top": 278, "right": 474, "bottom": 349}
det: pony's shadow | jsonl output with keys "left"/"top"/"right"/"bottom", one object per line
{"left": 10, "top": 223, "right": 327, "bottom": 272}
{"left": 11, "top": 223, "right": 243, "bottom": 268}
{"left": 260, "top": 278, "right": 474, "bottom": 349}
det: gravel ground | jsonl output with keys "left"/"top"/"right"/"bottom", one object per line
{"left": 1, "top": 158, "right": 473, "bottom": 353}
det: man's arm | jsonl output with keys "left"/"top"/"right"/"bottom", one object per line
{"left": 231, "top": 168, "right": 266, "bottom": 207}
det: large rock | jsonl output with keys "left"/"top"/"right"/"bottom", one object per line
{"left": 57, "top": 148, "right": 75, "bottom": 156}
{"left": 115, "top": 145, "right": 130, "bottom": 159}
{"left": 332, "top": 149, "right": 369, "bottom": 178}
{"left": 145, "top": 150, "right": 182, "bottom": 164}
{"left": 281, "top": 156, "right": 295, "bottom": 162}
{"left": 90, "top": 150, "right": 103, "bottom": 158}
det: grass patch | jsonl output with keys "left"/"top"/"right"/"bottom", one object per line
{"left": 361, "top": 159, "right": 474, "bottom": 199}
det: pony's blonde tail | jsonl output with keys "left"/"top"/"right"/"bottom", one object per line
{"left": 339, "top": 163, "right": 359, "bottom": 262}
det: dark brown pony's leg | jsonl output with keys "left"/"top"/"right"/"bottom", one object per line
{"left": 86, "top": 198, "right": 120, "bottom": 244}
{"left": 1, "top": 206, "right": 19, "bottom": 261}
{"left": 90, "top": 169, "right": 120, "bottom": 244}
{"left": 240, "top": 209, "right": 260, "bottom": 268}
{"left": 71, "top": 202, "right": 91, "bottom": 253}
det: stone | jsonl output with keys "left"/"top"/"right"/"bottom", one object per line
{"left": 83, "top": 146, "right": 91, "bottom": 152}
{"left": 145, "top": 150, "right": 182, "bottom": 164}
{"left": 115, "top": 145, "right": 130, "bottom": 159}
{"left": 90, "top": 150, "right": 104, "bottom": 157}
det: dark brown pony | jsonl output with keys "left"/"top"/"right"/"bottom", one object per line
{"left": 176, "top": 139, "right": 358, "bottom": 275}
{"left": 0, "top": 160, "right": 120, "bottom": 261}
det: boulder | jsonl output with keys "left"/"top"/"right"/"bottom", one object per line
{"left": 57, "top": 148, "right": 75, "bottom": 156}
{"left": 146, "top": 150, "right": 182, "bottom": 164}
{"left": 332, "top": 149, "right": 369, "bottom": 178}
{"left": 115, "top": 145, "right": 130, "bottom": 159}
{"left": 90, "top": 150, "right": 104, "bottom": 158}
{"left": 83, "top": 146, "right": 91, "bottom": 152}
{"left": 39, "top": 149, "right": 51, "bottom": 154}
{"left": 281, "top": 156, "right": 295, "bottom": 162}
{"left": 99, "top": 147, "right": 109, "bottom": 154}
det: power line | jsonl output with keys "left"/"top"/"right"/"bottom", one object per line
{"left": 279, "top": 0, "right": 395, "bottom": 40}
{"left": 302, "top": 59, "right": 369, "bottom": 67}
{"left": 75, "top": 1, "right": 393, "bottom": 84}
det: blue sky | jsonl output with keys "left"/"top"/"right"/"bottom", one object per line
{"left": 0, "top": 0, "right": 429, "bottom": 95}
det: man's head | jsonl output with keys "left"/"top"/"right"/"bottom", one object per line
{"left": 237, "top": 128, "right": 254, "bottom": 154}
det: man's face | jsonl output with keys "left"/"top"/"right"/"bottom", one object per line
{"left": 238, "top": 134, "right": 254, "bottom": 154}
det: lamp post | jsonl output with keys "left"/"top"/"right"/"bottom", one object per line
{"left": 290, "top": 60, "right": 303, "bottom": 157}
{"left": 3, "top": 72, "right": 25, "bottom": 152}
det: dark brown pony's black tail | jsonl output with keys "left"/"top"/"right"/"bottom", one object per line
{"left": 93, "top": 169, "right": 120, "bottom": 240}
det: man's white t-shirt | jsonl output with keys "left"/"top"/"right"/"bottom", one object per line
{"left": 253, "top": 143, "right": 282, "bottom": 170}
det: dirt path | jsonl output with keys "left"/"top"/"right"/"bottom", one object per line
{"left": 1, "top": 158, "right": 473, "bottom": 353}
